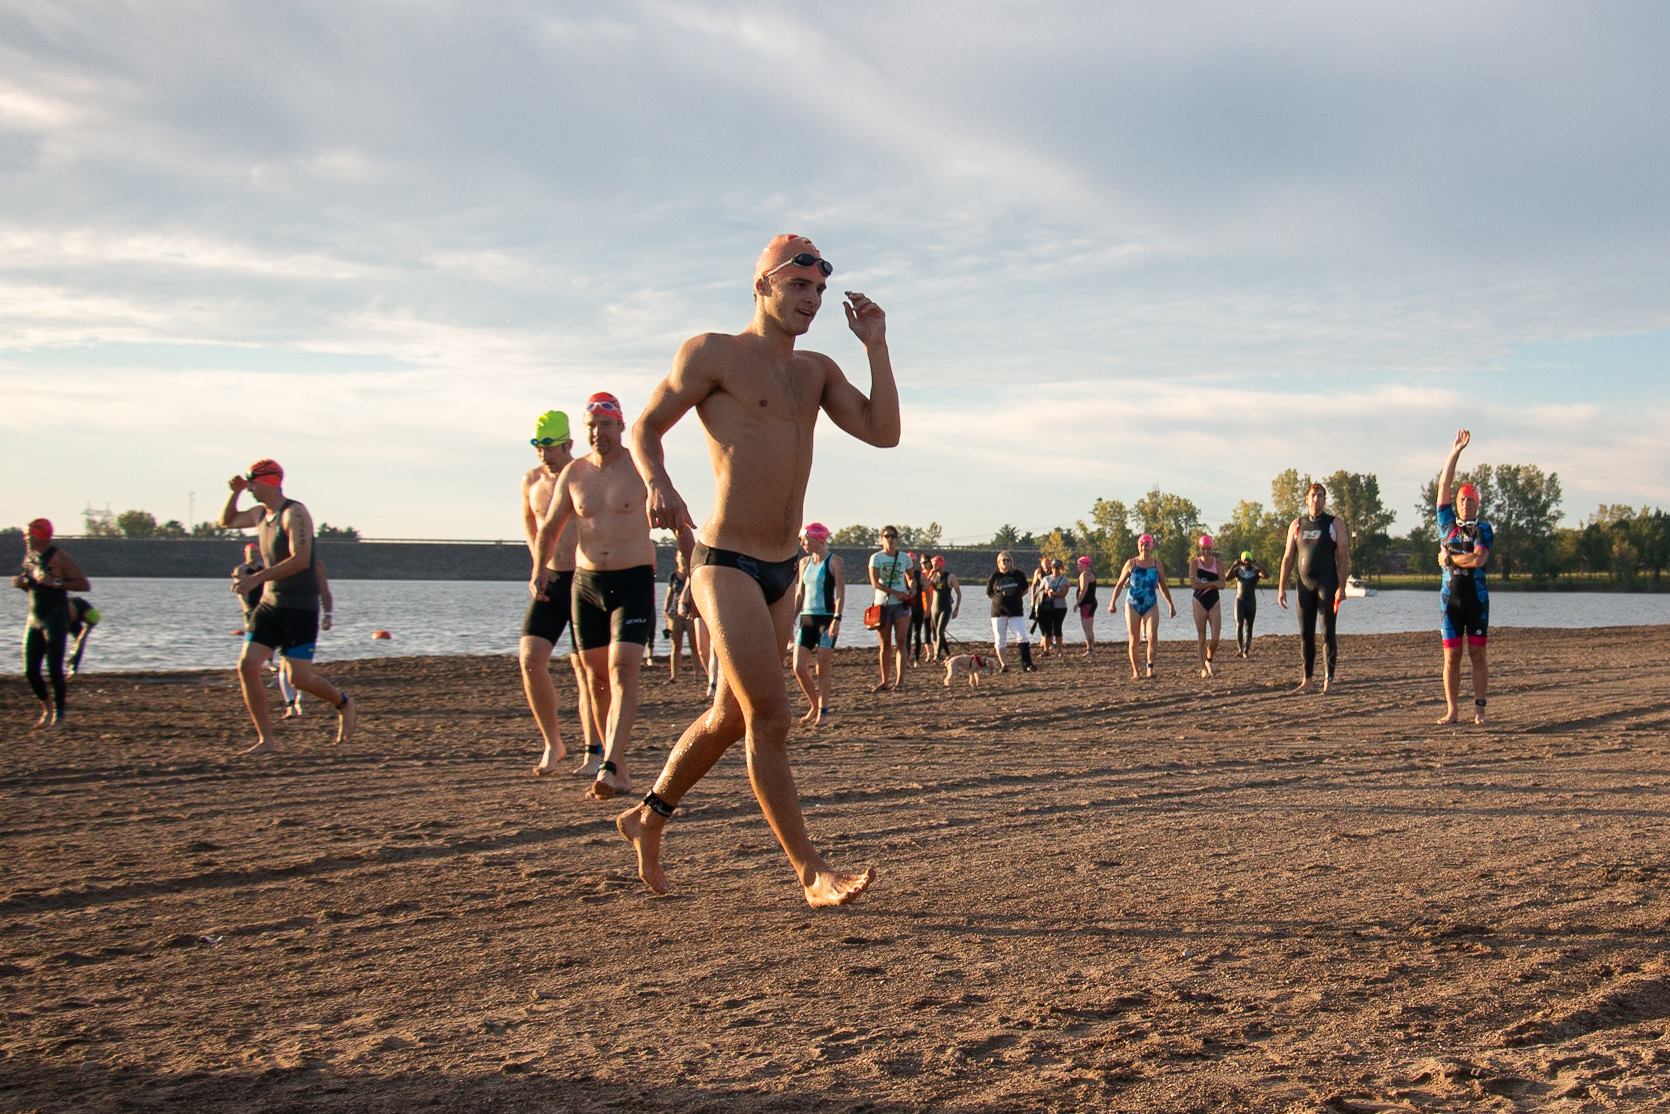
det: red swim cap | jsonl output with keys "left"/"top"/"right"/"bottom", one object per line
{"left": 27, "top": 518, "right": 52, "bottom": 542}
{"left": 585, "top": 392, "right": 623, "bottom": 417}
{"left": 246, "top": 459, "right": 284, "bottom": 487}
{"left": 1457, "top": 482, "right": 1480, "bottom": 501}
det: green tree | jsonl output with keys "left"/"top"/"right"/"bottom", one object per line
{"left": 1488, "top": 464, "right": 1561, "bottom": 581}
{"left": 991, "top": 524, "right": 1022, "bottom": 547}
{"left": 316, "top": 523, "right": 361, "bottom": 542}
{"left": 1319, "top": 470, "right": 1395, "bottom": 577}
{"left": 1075, "top": 498, "right": 1134, "bottom": 579}
{"left": 1038, "top": 527, "right": 1073, "bottom": 565}
{"left": 1270, "top": 469, "right": 1309, "bottom": 524}
{"left": 1132, "top": 489, "right": 1203, "bottom": 577}
{"left": 116, "top": 509, "right": 158, "bottom": 538}
{"left": 1633, "top": 509, "right": 1670, "bottom": 584}
{"left": 191, "top": 520, "right": 237, "bottom": 539}
{"left": 1214, "top": 500, "right": 1285, "bottom": 568}
{"left": 897, "top": 522, "right": 943, "bottom": 549}
{"left": 830, "top": 524, "right": 877, "bottom": 546}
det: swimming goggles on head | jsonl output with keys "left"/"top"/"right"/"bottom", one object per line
{"left": 530, "top": 437, "right": 572, "bottom": 448}
{"left": 763, "top": 252, "right": 833, "bottom": 278}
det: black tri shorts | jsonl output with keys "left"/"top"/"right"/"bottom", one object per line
{"left": 572, "top": 565, "right": 656, "bottom": 651}
{"left": 522, "top": 570, "right": 575, "bottom": 646}
{"left": 245, "top": 602, "right": 320, "bottom": 660}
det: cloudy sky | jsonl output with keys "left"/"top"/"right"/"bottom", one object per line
{"left": 4, "top": 2, "right": 1667, "bottom": 544}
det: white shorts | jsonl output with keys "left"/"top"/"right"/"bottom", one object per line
{"left": 991, "top": 615, "right": 1029, "bottom": 647}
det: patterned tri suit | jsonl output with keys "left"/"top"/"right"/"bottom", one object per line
{"left": 1438, "top": 503, "right": 1493, "bottom": 648}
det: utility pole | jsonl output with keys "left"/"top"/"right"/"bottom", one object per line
{"left": 188, "top": 491, "right": 195, "bottom": 530}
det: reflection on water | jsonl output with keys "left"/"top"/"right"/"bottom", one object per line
{"left": 4, "top": 579, "right": 1668, "bottom": 674}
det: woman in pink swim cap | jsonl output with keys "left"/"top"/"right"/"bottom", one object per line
{"left": 1107, "top": 532, "right": 1176, "bottom": 681}
{"left": 1188, "top": 534, "right": 1224, "bottom": 678}
{"left": 1074, "top": 556, "right": 1099, "bottom": 657}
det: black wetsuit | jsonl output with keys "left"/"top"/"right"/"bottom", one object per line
{"left": 929, "top": 570, "right": 955, "bottom": 658}
{"left": 1230, "top": 562, "right": 1263, "bottom": 655}
{"left": 22, "top": 547, "right": 70, "bottom": 717}
{"left": 1294, "top": 513, "right": 1340, "bottom": 681}
{"left": 906, "top": 566, "right": 927, "bottom": 661}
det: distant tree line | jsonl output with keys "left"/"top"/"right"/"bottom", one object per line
{"left": 74, "top": 508, "right": 361, "bottom": 542}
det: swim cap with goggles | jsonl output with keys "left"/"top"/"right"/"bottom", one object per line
{"left": 801, "top": 522, "right": 830, "bottom": 541}
{"left": 932, "top": 555, "right": 946, "bottom": 569}
{"left": 1456, "top": 482, "right": 1480, "bottom": 502}
{"left": 756, "top": 234, "right": 833, "bottom": 281}
{"left": 585, "top": 392, "right": 623, "bottom": 418}
{"left": 531, "top": 410, "right": 570, "bottom": 447}
{"left": 246, "top": 459, "right": 284, "bottom": 487}
{"left": 27, "top": 518, "right": 52, "bottom": 543}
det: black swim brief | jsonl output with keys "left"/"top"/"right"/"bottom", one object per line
{"left": 691, "top": 542, "right": 799, "bottom": 606}
{"left": 522, "top": 570, "right": 574, "bottom": 645}
{"left": 572, "top": 565, "right": 656, "bottom": 651}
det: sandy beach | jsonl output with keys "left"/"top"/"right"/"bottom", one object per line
{"left": 4, "top": 626, "right": 1669, "bottom": 1112}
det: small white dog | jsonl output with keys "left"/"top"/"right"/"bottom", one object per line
{"left": 943, "top": 652, "right": 1000, "bottom": 688}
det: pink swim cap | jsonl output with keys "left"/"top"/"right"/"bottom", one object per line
{"left": 1139, "top": 533, "right": 1155, "bottom": 548}
{"left": 801, "top": 522, "right": 829, "bottom": 541}
{"left": 1077, "top": 555, "right": 1093, "bottom": 567}
{"left": 1199, "top": 534, "right": 1213, "bottom": 549}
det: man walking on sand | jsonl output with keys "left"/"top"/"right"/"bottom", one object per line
{"left": 223, "top": 459, "right": 356, "bottom": 755}
{"left": 531, "top": 394, "right": 665, "bottom": 801}
{"left": 615, "top": 233, "right": 898, "bottom": 908}
{"left": 521, "top": 409, "right": 604, "bottom": 777}
{"left": 1277, "top": 481, "right": 1353, "bottom": 694}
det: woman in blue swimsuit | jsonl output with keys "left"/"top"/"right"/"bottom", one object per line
{"left": 1107, "top": 533, "right": 1176, "bottom": 680}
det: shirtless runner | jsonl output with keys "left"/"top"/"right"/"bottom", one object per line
{"left": 615, "top": 233, "right": 898, "bottom": 908}
{"left": 531, "top": 394, "right": 665, "bottom": 800}
{"left": 520, "top": 409, "right": 603, "bottom": 777}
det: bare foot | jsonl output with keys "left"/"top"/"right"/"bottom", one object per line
{"left": 573, "top": 752, "right": 602, "bottom": 778}
{"left": 33, "top": 706, "right": 53, "bottom": 730}
{"left": 1435, "top": 710, "right": 1458, "bottom": 725}
{"left": 803, "top": 865, "right": 877, "bottom": 908}
{"left": 1473, "top": 703, "right": 1488, "bottom": 726}
{"left": 869, "top": 681, "right": 893, "bottom": 693}
{"left": 1204, "top": 658, "right": 1215, "bottom": 677}
{"left": 281, "top": 703, "right": 299, "bottom": 720}
{"left": 240, "top": 738, "right": 276, "bottom": 756}
{"left": 1129, "top": 670, "right": 1140, "bottom": 681}
{"left": 1144, "top": 663, "right": 1155, "bottom": 679}
{"left": 588, "top": 764, "right": 631, "bottom": 801}
{"left": 1292, "top": 679, "right": 1314, "bottom": 694}
{"left": 1322, "top": 676, "right": 1337, "bottom": 694}
{"left": 334, "top": 694, "right": 357, "bottom": 744}
{"left": 814, "top": 707, "right": 828, "bottom": 727}
{"left": 531, "top": 740, "right": 568, "bottom": 776}
{"left": 799, "top": 706, "right": 819, "bottom": 726}
{"left": 616, "top": 806, "right": 669, "bottom": 895}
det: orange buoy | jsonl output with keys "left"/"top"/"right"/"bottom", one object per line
{"left": 372, "top": 630, "right": 392, "bottom": 640}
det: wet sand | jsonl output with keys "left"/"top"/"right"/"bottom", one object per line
{"left": 4, "top": 626, "right": 1669, "bottom": 1112}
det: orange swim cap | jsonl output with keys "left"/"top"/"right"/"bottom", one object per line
{"left": 754, "top": 234, "right": 829, "bottom": 283}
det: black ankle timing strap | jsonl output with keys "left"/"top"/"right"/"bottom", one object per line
{"left": 600, "top": 760, "right": 617, "bottom": 774}
{"left": 643, "top": 791, "right": 675, "bottom": 818}
{"left": 587, "top": 745, "right": 603, "bottom": 756}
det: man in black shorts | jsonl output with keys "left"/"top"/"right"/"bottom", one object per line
{"left": 223, "top": 459, "right": 357, "bottom": 755}
{"left": 532, "top": 394, "right": 670, "bottom": 800}
{"left": 521, "top": 409, "right": 602, "bottom": 777}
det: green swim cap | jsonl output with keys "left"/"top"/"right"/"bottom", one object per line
{"left": 1241, "top": 551, "right": 1252, "bottom": 561}
{"left": 531, "top": 410, "right": 570, "bottom": 445}
{"left": 84, "top": 607, "right": 102, "bottom": 624}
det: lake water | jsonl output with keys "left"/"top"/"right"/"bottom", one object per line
{"left": 6, "top": 579, "right": 1669, "bottom": 674}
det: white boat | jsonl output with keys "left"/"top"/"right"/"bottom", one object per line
{"left": 1343, "top": 576, "right": 1375, "bottom": 598}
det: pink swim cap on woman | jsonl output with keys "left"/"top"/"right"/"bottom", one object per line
{"left": 801, "top": 522, "right": 829, "bottom": 540}
{"left": 1139, "top": 533, "right": 1155, "bottom": 547}
{"left": 1077, "top": 556, "right": 1093, "bottom": 567}
{"left": 1199, "top": 534, "right": 1213, "bottom": 548}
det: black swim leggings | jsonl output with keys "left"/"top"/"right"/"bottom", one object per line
{"left": 1297, "top": 583, "right": 1338, "bottom": 680}
{"left": 25, "top": 615, "right": 68, "bottom": 715}
{"left": 1235, "top": 595, "right": 1257, "bottom": 654}
{"left": 931, "top": 608, "right": 952, "bottom": 658}
{"left": 909, "top": 605, "right": 927, "bottom": 658}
